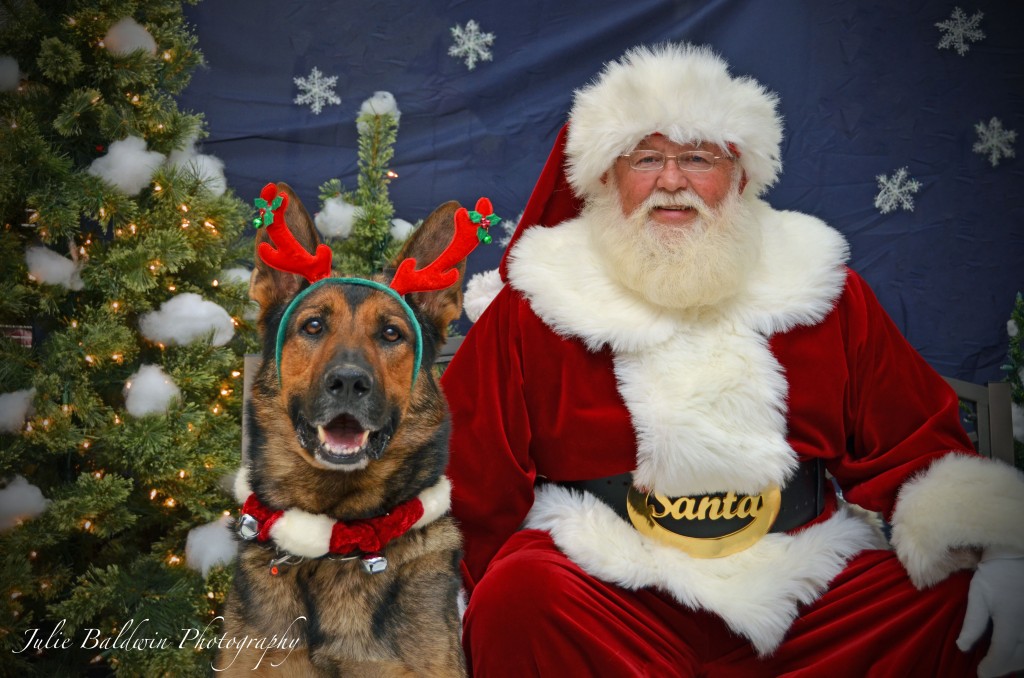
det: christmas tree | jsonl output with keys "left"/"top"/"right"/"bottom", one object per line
{"left": 0, "top": 2, "right": 257, "bottom": 675}
{"left": 315, "top": 92, "right": 408, "bottom": 277}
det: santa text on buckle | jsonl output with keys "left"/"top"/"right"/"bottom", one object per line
{"left": 626, "top": 484, "right": 782, "bottom": 558}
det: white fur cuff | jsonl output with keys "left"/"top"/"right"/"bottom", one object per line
{"left": 890, "top": 453, "right": 1024, "bottom": 589}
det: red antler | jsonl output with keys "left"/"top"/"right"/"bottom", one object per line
{"left": 255, "top": 183, "right": 333, "bottom": 283}
{"left": 390, "top": 197, "right": 494, "bottom": 296}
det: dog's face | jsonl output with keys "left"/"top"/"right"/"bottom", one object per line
{"left": 279, "top": 282, "right": 417, "bottom": 470}
{"left": 248, "top": 184, "right": 463, "bottom": 478}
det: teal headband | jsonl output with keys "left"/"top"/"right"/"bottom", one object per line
{"left": 274, "top": 278, "right": 424, "bottom": 388}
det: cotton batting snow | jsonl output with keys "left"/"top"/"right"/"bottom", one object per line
{"left": 103, "top": 17, "right": 157, "bottom": 56}
{"left": 390, "top": 218, "right": 414, "bottom": 242}
{"left": 88, "top": 136, "right": 165, "bottom": 196}
{"left": 166, "top": 137, "right": 227, "bottom": 197}
{"left": 25, "top": 246, "right": 84, "bottom": 290}
{"left": 0, "top": 476, "right": 49, "bottom": 531}
{"left": 139, "top": 293, "right": 235, "bottom": 346}
{"left": 185, "top": 514, "right": 237, "bottom": 576}
{"left": 315, "top": 196, "right": 361, "bottom": 239}
{"left": 219, "top": 266, "right": 251, "bottom": 284}
{"left": 357, "top": 91, "right": 401, "bottom": 133}
{"left": 0, "top": 388, "right": 35, "bottom": 433}
{"left": 464, "top": 268, "right": 504, "bottom": 322}
{"left": 123, "top": 364, "right": 180, "bottom": 417}
{"left": 0, "top": 55, "right": 20, "bottom": 91}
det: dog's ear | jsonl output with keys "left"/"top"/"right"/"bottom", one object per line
{"left": 390, "top": 200, "right": 464, "bottom": 339}
{"left": 249, "top": 183, "right": 323, "bottom": 310}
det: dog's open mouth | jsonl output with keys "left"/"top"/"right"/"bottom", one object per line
{"left": 316, "top": 414, "right": 371, "bottom": 464}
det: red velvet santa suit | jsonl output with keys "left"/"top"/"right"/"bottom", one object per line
{"left": 440, "top": 128, "right": 1024, "bottom": 676}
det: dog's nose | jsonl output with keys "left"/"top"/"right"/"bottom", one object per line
{"left": 323, "top": 364, "right": 373, "bottom": 400}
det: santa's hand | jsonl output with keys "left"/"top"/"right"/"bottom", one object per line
{"left": 956, "top": 546, "right": 1024, "bottom": 678}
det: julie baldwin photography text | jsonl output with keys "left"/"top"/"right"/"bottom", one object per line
{"left": 13, "top": 616, "right": 307, "bottom": 671}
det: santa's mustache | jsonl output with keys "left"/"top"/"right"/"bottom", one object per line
{"left": 636, "top": 190, "right": 712, "bottom": 219}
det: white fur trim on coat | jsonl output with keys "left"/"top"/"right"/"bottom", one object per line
{"left": 615, "top": 322, "right": 794, "bottom": 495}
{"left": 890, "top": 453, "right": 1024, "bottom": 588}
{"left": 566, "top": 43, "right": 783, "bottom": 199}
{"left": 526, "top": 484, "right": 887, "bottom": 656}
{"left": 508, "top": 199, "right": 848, "bottom": 355}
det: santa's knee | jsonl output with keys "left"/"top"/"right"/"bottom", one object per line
{"left": 465, "top": 546, "right": 576, "bottom": 638}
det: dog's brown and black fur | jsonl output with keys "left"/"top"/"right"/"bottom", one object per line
{"left": 218, "top": 184, "right": 466, "bottom": 676}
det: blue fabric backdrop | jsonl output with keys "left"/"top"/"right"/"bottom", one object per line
{"left": 177, "top": 0, "right": 1023, "bottom": 385}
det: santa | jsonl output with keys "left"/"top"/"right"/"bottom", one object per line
{"left": 441, "top": 43, "right": 1024, "bottom": 677}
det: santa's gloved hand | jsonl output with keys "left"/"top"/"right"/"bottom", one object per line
{"left": 956, "top": 546, "right": 1024, "bottom": 678}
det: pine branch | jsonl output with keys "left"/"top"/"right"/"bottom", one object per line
{"left": 319, "top": 112, "right": 401, "bottom": 276}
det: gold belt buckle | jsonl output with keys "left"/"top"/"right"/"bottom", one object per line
{"left": 626, "top": 484, "right": 782, "bottom": 558}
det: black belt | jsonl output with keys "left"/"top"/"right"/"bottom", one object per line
{"left": 546, "top": 458, "right": 826, "bottom": 536}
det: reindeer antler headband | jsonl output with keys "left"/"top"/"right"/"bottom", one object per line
{"left": 253, "top": 183, "right": 497, "bottom": 386}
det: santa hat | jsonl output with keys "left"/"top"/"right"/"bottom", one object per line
{"left": 499, "top": 43, "right": 783, "bottom": 281}
{"left": 568, "top": 43, "right": 783, "bottom": 201}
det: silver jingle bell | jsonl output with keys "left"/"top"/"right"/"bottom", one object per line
{"left": 236, "top": 513, "right": 260, "bottom": 541}
{"left": 360, "top": 553, "right": 388, "bottom": 575}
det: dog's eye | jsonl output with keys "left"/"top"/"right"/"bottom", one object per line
{"left": 302, "top": 318, "right": 324, "bottom": 335}
{"left": 381, "top": 325, "right": 402, "bottom": 342}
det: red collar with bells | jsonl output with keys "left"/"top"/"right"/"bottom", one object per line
{"left": 239, "top": 493, "right": 424, "bottom": 575}
{"left": 234, "top": 472, "right": 452, "bottom": 576}
{"left": 242, "top": 492, "right": 424, "bottom": 552}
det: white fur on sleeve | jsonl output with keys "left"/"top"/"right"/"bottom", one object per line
{"left": 890, "top": 453, "right": 1024, "bottom": 588}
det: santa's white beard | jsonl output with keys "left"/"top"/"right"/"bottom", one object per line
{"left": 587, "top": 183, "right": 762, "bottom": 311}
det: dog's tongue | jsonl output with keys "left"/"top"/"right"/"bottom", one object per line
{"left": 318, "top": 415, "right": 369, "bottom": 455}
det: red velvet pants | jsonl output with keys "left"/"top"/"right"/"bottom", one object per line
{"left": 463, "top": 530, "right": 986, "bottom": 677}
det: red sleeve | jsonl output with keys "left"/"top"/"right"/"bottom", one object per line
{"left": 441, "top": 285, "right": 537, "bottom": 592}
{"left": 828, "top": 270, "right": 977, "bottom": 518}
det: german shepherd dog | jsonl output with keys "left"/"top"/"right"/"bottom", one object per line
{"left": 218, "top": 183, "right": 469, "bottom": 676}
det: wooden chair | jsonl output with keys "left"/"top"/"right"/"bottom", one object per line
{"left": 942, "top": 376, "right": 1016, "bottom": 465}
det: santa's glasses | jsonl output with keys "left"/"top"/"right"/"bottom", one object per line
{"left": 620, "top": 149, "right": 726, "bottom": 173}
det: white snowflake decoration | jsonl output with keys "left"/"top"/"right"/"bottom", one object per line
{"left": 874, "top": 167, "right": 922, "bottom": 214}
{"left": 973, "top": 117, "right": 1016, "bottom": 167}
{"left": 294, "top": 67, "right": 341, "bottom": 115}
{"left": 449, "top": 20, "right": 494, "bottom": 70}
{"left": 936, "top": 7, "right": 984, "bottom": 56}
